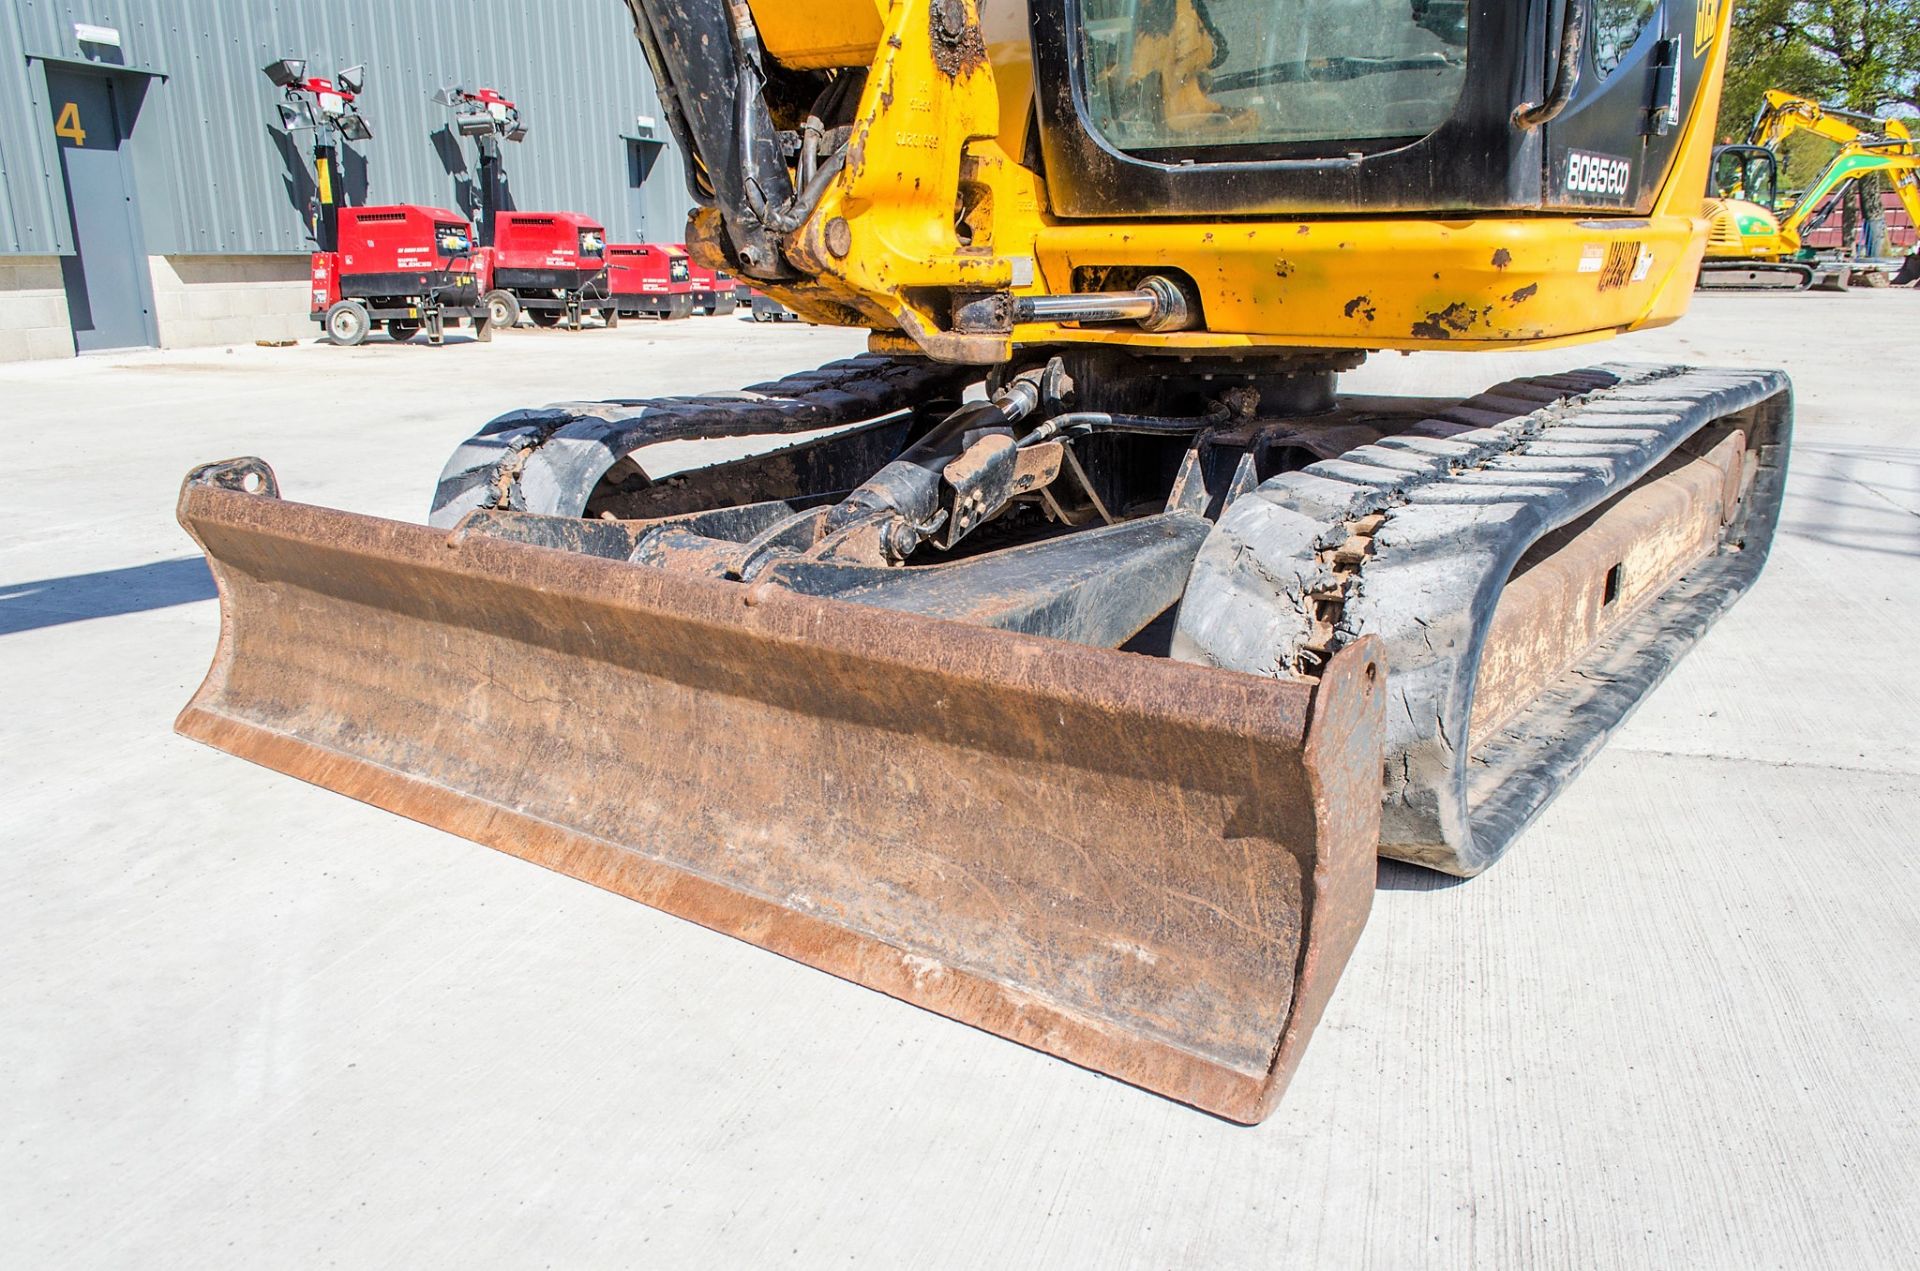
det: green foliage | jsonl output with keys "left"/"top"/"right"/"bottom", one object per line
{"left": 1781, "top": 134, "right": 1840, "bottom": 189}
{"left": 1718, "top": 0, "right": 1920, "bottom": 140}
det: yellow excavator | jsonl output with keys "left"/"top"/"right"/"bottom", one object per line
{"left": 1702, "top": 88, "right": 1920, "bottom": 288}
{"left": 177, "top": 0, "right": 1791, "bottom": 1122}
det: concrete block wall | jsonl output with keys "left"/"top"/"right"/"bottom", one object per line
{"left": 0, "top": 253, "right": 311, "bottom": 359}
{"left": 148, "top": 254, "right": 311, "bottom": 348}
{"left": 0, "top": 257, "right": 76, "bottom": 362}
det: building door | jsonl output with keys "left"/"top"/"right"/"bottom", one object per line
{"left": 46, "top": 68, "right": 155, "bottom": 352}
{"left": 627, "top": 138, "right": 664, "bottom": 242}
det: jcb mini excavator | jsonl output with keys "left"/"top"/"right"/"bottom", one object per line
{"left": 1702, "top": 88, "right": 1920, "bottom": 288}
{"left": 177, "top": 0, "right": 1791, "bottom": 1122}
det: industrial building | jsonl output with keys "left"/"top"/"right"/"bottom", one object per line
{"left": 0, "top": 1, "right": 688, "bottom": 359}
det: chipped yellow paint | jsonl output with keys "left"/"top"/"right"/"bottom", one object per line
{"left": 1027, "top": 217, "right": 1697, "bottom": 352}
{"left": 743, "top": 0, "right": 1740, "bottom": 361}
{"left": 776, "top": 0, "right": 1018, "bottom": 358}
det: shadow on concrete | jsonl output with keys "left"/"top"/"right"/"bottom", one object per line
{"left": 0, "top": 557, "right": 216, "bottom": 636}
{"left": 1780, "top": 445, "right": 1920, "bottom": 559}
{"left": 1377, "top": 858, "right": 1468, "bottom": 891}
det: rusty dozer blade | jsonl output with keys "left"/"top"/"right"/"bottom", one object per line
{"left": 175, "top": 459, "right": 1384, "bottom": 1123}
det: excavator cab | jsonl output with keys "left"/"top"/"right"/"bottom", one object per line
{"left": 1712, "top": 144, "right": 1780, "bottom": 208}
{"left": 1702, "top": 143, "right": 1796, "bottom": 279}
{"left": 1042, "top": 0, "right": 1689, "bottom": 216}
{"left": 174, "top": 0, "right": 1791, "bottom": 1121}
{"left": 631, "top": 0, "right": 1728, "bottom": 357}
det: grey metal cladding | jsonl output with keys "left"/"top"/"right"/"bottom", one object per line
{"left": 1, "top": 0, "right": 688, "bottom": 256}
{"left": 0, "top": 5, "right": 75, "bottom": 255}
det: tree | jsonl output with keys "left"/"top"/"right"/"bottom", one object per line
{"left": 1718, "top": 0, "right": 1920, "bottom": 254}
{"left": 1719, "top": 0, "right": 1839, "bottom": 139}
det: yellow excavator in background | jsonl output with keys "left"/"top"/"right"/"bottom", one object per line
{"left": 176, "top": 0, "right": 1791, "bottom": 1122}
{"left": 1702, "top": 88, "right": 1920, "bottom": 288}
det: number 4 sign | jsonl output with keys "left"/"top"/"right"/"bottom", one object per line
{"left": 55, "top": 101, "right": 87, "bottom": 146}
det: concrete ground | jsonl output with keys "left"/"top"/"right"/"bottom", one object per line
{"left": 3, "top": 298, "right": 1916, "bottom": 1268}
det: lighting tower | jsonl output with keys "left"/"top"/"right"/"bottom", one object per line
{"left": 433, "top": 86, "right": 528, "bottom": 247}
{"left": 263, "top": 58, "right": 372, "bottom": 253}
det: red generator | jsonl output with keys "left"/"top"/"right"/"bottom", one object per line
{"left": 677, "top": 245, "right": 737, "bottom": 315}
{"left": 311, "top": 205, "right": 490, "bottom": 346}
{"left": 590, "top": 243, "right": 696, "bottom": 319}
{"left": 479, "top": 211, "right": 610, "bottom": 330}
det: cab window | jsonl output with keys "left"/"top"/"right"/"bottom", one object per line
{"left": 1591, "top": 0, "right": 1659, "bottom": 76}
{"left": 1076, "top": 0, "right": 1468, "bottom": 155}
{"left": 1712, "top": 149, "right": 1777, "bottom": 206}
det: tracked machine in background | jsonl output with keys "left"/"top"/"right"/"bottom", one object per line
{"left": 178, "top": 0, "right": 1791, "bottom": 1121}
{"left": 1702, "top": 89, "right": 1920, "bottom": 289}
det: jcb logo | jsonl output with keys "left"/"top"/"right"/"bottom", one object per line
{"left": 1694, "top": 0, "right": 1721, "bottom": 57}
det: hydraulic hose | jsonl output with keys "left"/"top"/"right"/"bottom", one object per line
{"left": 1018, "top": 402, "right": 1232, "bottom": 448}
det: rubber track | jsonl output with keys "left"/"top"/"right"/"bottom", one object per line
{"left": 428, "top": 354, "right": 977, "bottom": 528}
{"left": 1175, "top": 362, "right": 1792, "bottom": 875}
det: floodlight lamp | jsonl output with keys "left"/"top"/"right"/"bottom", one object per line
{"left": 337, "top": 64, "right": 366, "bottom": 95}
{"left": 506, "top": 121, "right": 529, "bottom": 143}
{"left": 336, "top": 112, "right": 372, "bottom": 142}
{"left": 263, "top": 58, "right": 306, "bottom": 88}
{"left": 456, "top": 111, "right": 495, "bottom": 137}
{"left": 276, "top": 102, "right": 307, "bottom": 130}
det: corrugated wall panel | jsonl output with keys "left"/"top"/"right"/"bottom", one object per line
{"left": 2, "top": 0, "right": 691, "bottom": 255}
{"left": 0, "top": 3, "right": 77, "bottom": 254}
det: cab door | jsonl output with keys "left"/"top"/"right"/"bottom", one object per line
{"left": 1543, "top": 0, "right": 1721, "bottom": 213}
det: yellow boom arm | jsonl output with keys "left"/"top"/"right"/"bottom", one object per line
{"left": 1746, "top": 90, "right": 1920, "bottom": 253}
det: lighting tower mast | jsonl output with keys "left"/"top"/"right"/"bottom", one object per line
{"left": 434, "top": 86, "right": 528, "bottom": 247}
{"left": 263, "top": 59, "right": 373, "bottom": 253}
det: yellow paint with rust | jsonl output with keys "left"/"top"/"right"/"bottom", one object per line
{"left": 748, "top": 0, "right": 888, "bottom": 69}
{"left": 777, "top": 0, "right": 1021, "bottom": 358}
{"left": 1029, "top": 218, "right": 1694, "bottom": 352}
{"left": 745, "top": 0, "right": 1742, "bottom": 361}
